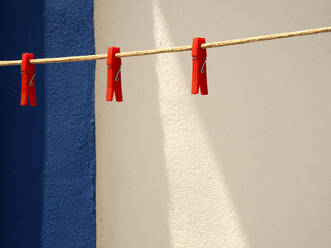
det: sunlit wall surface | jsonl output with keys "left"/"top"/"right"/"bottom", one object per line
{"left": 95, "top": 0, "right": 331, "bottom": 248}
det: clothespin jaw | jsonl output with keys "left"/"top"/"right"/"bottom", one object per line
{"left": 106, "top": 47, "right": 123, "bottom": 102}
{"left": 192, "top": 37, "right": 208, "bottom": 95}
{"left": 21, "top": 53, "right": 37, "bottom": 106}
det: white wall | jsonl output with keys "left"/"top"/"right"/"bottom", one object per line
{"left": 94, "top": 1, "right": 331, "bottom": 247}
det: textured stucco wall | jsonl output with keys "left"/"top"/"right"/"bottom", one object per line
{"left": 0, "top": 1, "right": 96, "bottom": 247}
{"left": 95, "top": 0, "right": 331, "bottom": 247}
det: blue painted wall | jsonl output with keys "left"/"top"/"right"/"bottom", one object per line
{"left": 0, "top": 1, "right": 96, "bottom": 247}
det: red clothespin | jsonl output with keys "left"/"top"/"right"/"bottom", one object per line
{"left": 106, "top": 47, "right": 122, "bottom": 102}
{"left": 20, "top": 53, "right": 37, "bottom": 106}
{"left": 192, "top": 37, "right": 208, "bottom": 95}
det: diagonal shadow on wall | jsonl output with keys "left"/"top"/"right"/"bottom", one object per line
{"left": 157, "top": 0, "right": 331, "bottom": 247}
{"left": 94, "top": 1, "right": 171, "bottom": 247}
{"left": 94, "top": 0, "right": 331, "bottom": 247}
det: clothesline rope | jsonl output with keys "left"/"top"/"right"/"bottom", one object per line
{"left": 0, "top": 26, "right": 330, "bottom": 67}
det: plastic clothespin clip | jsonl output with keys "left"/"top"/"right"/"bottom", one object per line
{"left": 20, "top": 53, "right": 37, "bottom": 106}
{"left": 106, "top": 47, "right": 123, "bottom": 102}
{"left": 192, "top": 37, "right": 208, "bottom": 95}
